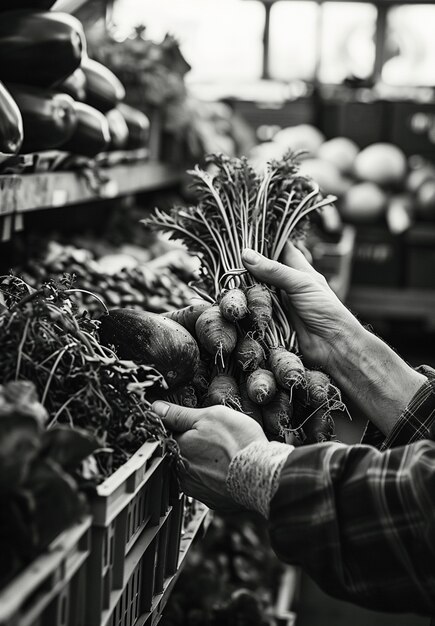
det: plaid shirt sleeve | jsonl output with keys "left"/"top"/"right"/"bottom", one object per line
{"left": 269, "top": 439, "right": 435, "bottom": 615}
{"left": 361, "top": 365, "right": 435, "bottom": 450}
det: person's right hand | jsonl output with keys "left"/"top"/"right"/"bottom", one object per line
{"left": 242, "top": 243, "right": 363, "bottom": 371}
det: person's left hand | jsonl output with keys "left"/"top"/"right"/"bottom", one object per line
{"left": 152, "top": 401, "right": 267, "bottom": 512}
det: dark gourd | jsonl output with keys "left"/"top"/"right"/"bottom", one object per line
{"left": 82, "top": 58, "right": 125, "bottom": 113}
{"left": 62, "top": 102, "right": 110, "bottom": 158}
{"left": 0, "top": 82, "right": 23, "bottom": 162}
{"left": 106, "top": 108, "right": 129, "bottom": 151}
{"left": 0, "top": 12, "right": 86, "bottom": 87}
{"left": 7, "top": 85, "right": 77, "bottom": 153}
{"left": 56, "top": 68, "right": 86, "bottom": 102}
{"left": 117, "top": 103, "right": 150, "bottom": 149}
{"left": 0, "top": 1, "right": 55, "bottom": 11}
{"left": 99, "top": 308, "right": 200, "bottom": 388}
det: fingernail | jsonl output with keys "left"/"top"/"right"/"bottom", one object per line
{"left": 242, "top": 249, "right": 260, "bottom": 265}
{"left": 152, "top": 401, "right": 170, "bottom": 417}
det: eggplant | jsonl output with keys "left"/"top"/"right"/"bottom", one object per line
{"left": 56, "top": 67, "right": 86, "bottom": 102}
{"left": 63, "top": 102, "right": 110, "bottom": 158}
{"left": 82, "top": 58, "right": 125, "bottom": 113}
{"left": 0, "top": 1, "right": 55, "bottom": 10}
{"left": 0, "top": 81, "right": 23, "bottom": 163}
{"left": 117, "top": 103, "right": 149, "bottom": 149}
{"left": 106, "top": 108, "right": 129, "bottom": 150}
{"left": 0, "top": 11, "right": 86, "bottom": 87}
{"left": 8, "top": 85, "right": 77, "bottom": 153}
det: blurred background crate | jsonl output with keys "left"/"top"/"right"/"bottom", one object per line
{"left": 311, "top": 225, "right": 356, "bottom": 301}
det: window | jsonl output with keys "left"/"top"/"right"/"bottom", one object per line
{"left": 112, "top": 0, "right": 265, "bottom": 83}
{"left": 382, "top": 5, "right": 435, "bottom": 86}
{"left": 318, "top": 2, "right": 378, "bottom": 84}
{"left": 269, "top": 1, "right": 319, "bottom": 82}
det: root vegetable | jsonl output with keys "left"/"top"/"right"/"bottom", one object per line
{"left": 246, "top": 369, "right": 277, "bottom": 406}
{"left": 235, "top": 336, "right": 264, "bottom": 372}
{"left": 219, "top": 288, "right": 248, "bottom": 322}
{"left": 303, "top": 406, "right": 335, "bottom": 444}
{"left": 98, "top": 308, "right": 200, "bottom": 388}
{"left": 163, "top": 301, "right": 211, "bottom": 336}
{"left": 176, "top": 385, "right": 198, "bottom": 408}
{"left": 195, "top": 306, "right": 237, "bottom": 359}
{"left": 245, "top": 284, "right": 272, "bottom": 336}
{"left": 262, "top": 390, "right": 292, "bottom": 436}
{"left": 268, "top": 347, "right": 306, "bottom": 392}
{"left": 206, "top": 374, "right": 241, "bottom": 410}
{"left": 192, "top": 358, "right": 210, "bottom": 395}
{"left": 239, "top": 377, "right": 263, "bottom": 425}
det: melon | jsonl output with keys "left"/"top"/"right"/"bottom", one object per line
{"left": 317, "top": 137, "right": 359, "bottom": 175}
{"left": 273, "top": 124, "right": 325, "bottom": 157}
{"left": 299, "top": 158, "right": 351, "bottom": 197}
{"left": 341, "top": 182, "right": 387, "bottom": 223}
{"left": 353, "top": 143, "right": 407, "bottom": 187}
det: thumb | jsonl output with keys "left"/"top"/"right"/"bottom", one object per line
{"left": 152, "top": 401, "right": 203, "bottom": 432}
{"left": 242, "top": 248, "right": 309, "bottom": 294}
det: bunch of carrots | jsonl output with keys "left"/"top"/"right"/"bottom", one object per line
{"left": 144, "top": 152, "right": 347, "bottom": 444}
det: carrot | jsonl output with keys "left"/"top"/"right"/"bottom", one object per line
{"left": 245, "top": 284, "right": 272, "bottom": 336}
{"left": 219, "top": 288, "right": 248, "bottom": 322}
{"left": 235, "top": 335, "right": 264, "bottom": 372}
{"left": 305, "top": 370, "right": 333, "bottom": 407}
{"left": 246, "top": 368, "right": 277, "bottom": 406}
{"left": 239, "top": 376, "right": 263, "bottom": 426}
{"left": 302, "top": 406, "right": 335, "bottom": 444}
{"left": 163, "top": 301, "right": 211, "bottom": 336}
{"left": 206, "top": 374, "right": 241, "bottom": 410}
{"left": 268, "top": 347, "right": 306, "bottom": 392}
{"left": 262, "top": 390, "right": 292, "bottom": 436}
{"left": 195, "top": 306, "right": 237, "bottom": 360}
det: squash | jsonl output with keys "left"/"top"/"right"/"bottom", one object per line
{"left": 0, "top": 11, "right": 86, "bottom": 87}
{"left": 106, "top": 108, "right": 129, "bottom": 150}
{"left": 298, "top": 158, "right": 351, "bottom": 197}
{"left": 56, "top": 68, "right": 86, "bottom": 102}
{"left": 316, "top": 137, "right": 359, "bottom": 175}
{"left": 0, "top": 81, "right": 23, "bottom": 163}
{"left": 98, "top": 308, "right": 200, "bottom": 388}
{"left": 62, "top": 102, "right": 110, "bottom": 158}
{"left": 7, "top": 85, "right": 77, "bottom": 153}
{"left": 341, "top": 182, "right": 387, "bottom": 224}
{"left": 273, "top": 124, "right": 325, "bottom": 157}
{"left": 354, "top": 143, "right": 407, "bottom": 187}
{"left": 0, "top": 0, "right": 55, "bottom": 10}
{"left": 117, "top": 103, "right": 150, "bottom": 149}
{"left": 82, "top": 58, "right": 125, "bottom": 113}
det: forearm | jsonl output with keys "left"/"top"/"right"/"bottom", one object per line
{"left": 228, "top": 439, "right": 435, "bottom": 615}
{"left": 328, "top": 320, "right": 427, "bottom": 435}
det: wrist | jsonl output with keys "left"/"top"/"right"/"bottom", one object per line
{"left": 226, "top": 440, "right": 293, "bottom": 518}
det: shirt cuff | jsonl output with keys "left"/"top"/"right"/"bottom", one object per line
{"left": 361, "top": 365, "right": 435, "bottom": 450}
{"left": 226, "top": 440, "right": 294, "bottom": 518}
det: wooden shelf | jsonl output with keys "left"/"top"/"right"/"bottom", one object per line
{"left": 0, "top": 161, "right": 182, "bottom": 217}
{"left": 347, "top": 287, "right": 435, "bottom": 330}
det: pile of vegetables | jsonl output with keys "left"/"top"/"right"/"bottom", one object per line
{"left": 251, "top": 123, "right": 435, "bottom": 233}
{"left": 0, "top": 379, "right": 96, "bottom": 588}
{"left": 0, "top": 275, "right": 172, "bottom": 478}
{"left": 0, "top": 7, "right": 149, "bottom": 163}
{"left": 18, "top": 239, "right": 197, "bottom": 313}
{"left": 101, "top": 152, "right": 347, "bottom": 444}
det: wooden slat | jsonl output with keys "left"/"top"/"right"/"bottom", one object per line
{"left": 0, "top": 162, "right": 182, "bottom": 217}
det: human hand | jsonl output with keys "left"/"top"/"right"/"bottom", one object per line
{"left": 152, "top": 401, "right": 267, "bottom": 512}
{"left": 242, "top": 243, "right": 362, "bottom": 371}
